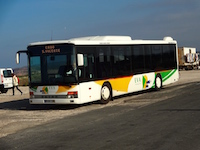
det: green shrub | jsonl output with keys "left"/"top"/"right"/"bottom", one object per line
{"left": 18, "top": 76, "right": 29, "bottom": 86}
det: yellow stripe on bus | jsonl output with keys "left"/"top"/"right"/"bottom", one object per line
{"left": 56, "top": 85, "right": 76, "bottom": 93}
{"left": 95, "top": 76, "right": 132, "bottom": 92}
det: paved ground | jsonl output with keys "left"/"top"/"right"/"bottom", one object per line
{"left": 0, "top": 70, "right": 200, "bottom": 138}
{"left": 1, "top": 71, "right": 200, "bottom": 150}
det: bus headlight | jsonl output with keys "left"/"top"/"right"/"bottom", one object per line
{"left": 30, "top": 92, "right": 35, "bottom": 98}
{"left": 67, "top": 91, "right": 78, "bottom": 98}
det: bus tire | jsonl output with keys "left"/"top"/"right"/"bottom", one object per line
{"left": 155, "top": 74, "right": 162, "bottom": 90}
{"left": 100, "top": 83, "right": 112, "bottom": 104}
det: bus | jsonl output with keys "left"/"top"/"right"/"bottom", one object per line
{"left": 16, "top": 36, "right": 179, "bottom": 104}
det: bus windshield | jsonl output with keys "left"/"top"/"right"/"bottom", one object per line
{"left": 29, "top": 44, "right": 77, "bottom": 85}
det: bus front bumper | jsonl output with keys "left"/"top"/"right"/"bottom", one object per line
{"left": 29, "top": 98, "right": 81, "bottom": 104}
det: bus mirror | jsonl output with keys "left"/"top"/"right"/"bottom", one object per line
{"left": 77, "top": 54, "right": 84, "bottom": 66}
{"left": 16, "top": 53, "right": 20, "bottom": 64}
{"left": 15, "top": 50, "right": 28, "bottom": 64}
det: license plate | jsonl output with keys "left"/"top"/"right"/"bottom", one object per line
{"left": 44, "top": 100, "right": 55, "bottom": 103}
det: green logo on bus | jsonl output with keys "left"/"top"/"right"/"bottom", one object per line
{"left": 42, "top": 86, "right": 48, "bottom": 94}
{"left": 143, "top": 75, "right": 150, "bottom": 89}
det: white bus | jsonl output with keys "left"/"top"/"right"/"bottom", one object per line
{"left": 16, "top": 36, "right": 179, "bottom": 104}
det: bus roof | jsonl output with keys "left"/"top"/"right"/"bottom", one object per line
{"left": 28, "top": 36, "right": 177, "bottom": 46}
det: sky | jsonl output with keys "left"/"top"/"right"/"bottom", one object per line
{"left": 0, "top": 0, "right": 200, "bottom": 68}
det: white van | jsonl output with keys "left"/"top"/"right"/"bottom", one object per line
{"left": 0, "top": 68, "right": 13, "bottom": 93}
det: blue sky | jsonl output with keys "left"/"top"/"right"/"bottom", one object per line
{"left": 0, "top": 0, "right": 200, "bottom": 68}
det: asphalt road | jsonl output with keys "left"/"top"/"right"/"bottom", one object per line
{"left": 1, "top": 82, "right": 200, "bottom": 150}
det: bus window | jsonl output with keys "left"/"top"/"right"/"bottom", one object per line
{"left": 112, "top": 46, "right": 131, "bottom": 76}
{"left": 47, "top": 55, "right": 66, "bottom": 75}
{"left": 122, "top": 46, "right": 132, "bottom": 75}
{"left": 133, "top": 45, "right": 145, "bottom": 73}
{"left": 144, "top": 45, "right": 152, "bottom": 72}
{"left": 163, "top": 45, "right": 172, "bottom": 69}
{"left": 112, "top": 47, "right": 123, "bottom": 76}
{"left": 97, "top": 47, "right": 111, "bottom": 78}
{"left": 30, "top": 56, "right": 41, "bottom": 83}
{"left": 169, "top": 45, "right": 177, "bottom": 69}
{"left": 152, "top": 45, "right": 162, "bottom": 71}
{"left": 81, "top": 54, "right": 95, "bottom": 80}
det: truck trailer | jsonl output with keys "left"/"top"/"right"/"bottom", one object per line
{"left": 178, "top": 47, "right": 199, "bottom": 70}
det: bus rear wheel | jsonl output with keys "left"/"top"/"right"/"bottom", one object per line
{"left": 100, "top": 83, "right": 112, "bottom": 104}
{"left": 155, "top": 74, "right": 162, "bottom": 90}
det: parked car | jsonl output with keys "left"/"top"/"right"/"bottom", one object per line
{"left": 0, "top": 68, "right": 13, "bottom": 93}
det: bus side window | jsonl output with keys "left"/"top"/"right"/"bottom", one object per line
{"left": 87, "top": 54, "right": 95, "bottom": 79}
{"left": 80, "top": 53, "right": 95, "bottom": 80}
{"left": 163, "top": 45, "right": 171, "bottom": 69}
{"left": 111, "top": 46, "right": 132, "bottom": 76}
{"left": 144, "top": 45, "right": 152, "bottom": 71}
{"left": 152, "top": 45, "right": 162, "bottom": 71}
{"left": 124, "top": 47, "right": 132, "bottom": 74}
{"left": 97, "top": 47, "right": 111, "bottom": 78}
{"left": 169, "top": 45, "right": 177, "bottom": 69}
{"left": 132, "top": 46, "right": 145, "bottom": 73}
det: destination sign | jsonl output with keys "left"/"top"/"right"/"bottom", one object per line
{"left": 42, "top": 45, "right": 60, "bottom": 54}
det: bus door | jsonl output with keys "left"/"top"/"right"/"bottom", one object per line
{"left": 77, "top": 47, "right": 99, "bottom": 102}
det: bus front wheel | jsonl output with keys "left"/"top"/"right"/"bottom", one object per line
{"left": 100, "top": 83, "right": 112, "bottom": 104}
{"left": 155, "top": 74, "right": 162, "bottom": 90}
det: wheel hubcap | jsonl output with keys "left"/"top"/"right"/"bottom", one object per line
{"left": 101, "top": 86, "right": 110, "bottom": 100}
{"left": 156, "top": 77, "right": 161, "bottom": 88}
